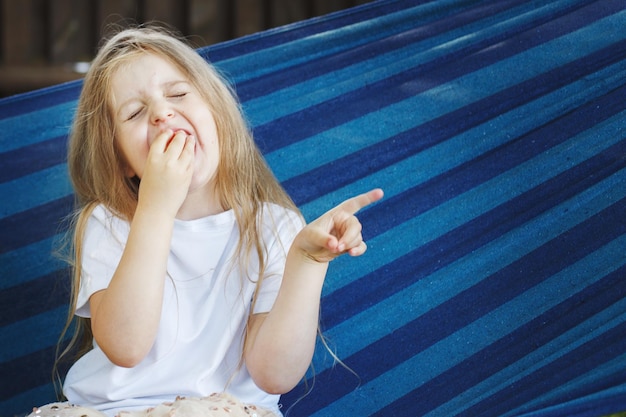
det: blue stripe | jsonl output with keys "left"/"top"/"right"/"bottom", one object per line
{"left": 207, "top": 0, "right": 479, "bottom": 85}
{"left": 337, "top": 264, "right": 626, "bottom": 417}
{"left": 0, "top": 235, "right": 66, "bottom": 290}
{"left": 0, "top": 196, "right": 73, "bottom": 254}
{"left": 284, "top": 160, "right": 626, "bottom": 407}
{"left": 0, "top": 383, "right": 59, "bottom": 415}
{"left": 236, "top": 0, "right": 545, "bottom": 105}
{"left": 319, "top": 150, "right": 626, "bottom": 349}
{"left": 285, "top": 39, "right": 626, "bottom": 209}
{"left": 507, "top": 355, "right": 626, "bottom": 417}
{"left": 0, "top": 270, "right": 69, "bottom": 328}
{"left": 382, "top": 319, "right": 626, "bottom": 417}
{"left": 240, "top": 0, "right": 592, "bottom": 123}
{"left": 0, "top": 344, "right": 59, "bottom": 401}
{"left": 319, "top": 100, "right": 626, "bottom": 299}
{"left": 0, "top": 306, "right": 68, "bottom": 363}
{"left": 288, "top": 205, "right": 626, "bottom": 415}
{"left": 0, "top": 135, "right": 67, "bottom": 184}
{"left": 0, "top": 101, "right": 76, "bottom": 153}
{"left": 257, "top": 0, "right": 625, "bottom": 152}
{"left": 513, "top": 379, "right": 626, "bottom": 417}
{"left": 460, "top": 320, "right": 626, "bottom": 416}
{"left": 262, "top": 8, "right": 626, "bottom": 180}
{"left": 313, "top": 160, "right": 626, "bottom": 365}
{"left": 375, "top": 267, "right": 626, "bottom": 416}
{"left": 428, "top": 320, "right": 626, "bottom": 417}
{"left": 317, "top": 165, "right": 626, "bottom": 370}
{"left": 0, "top": 81, "right": 81, "bottom": 120}
{"left": 354, "top": 84, "right": 626, "bottom": 242}
{"left": 0, "top": 164, "right": 73, "bottom": 218}
{"left": 297, "top": 56, "right": 626, "bottom": 219}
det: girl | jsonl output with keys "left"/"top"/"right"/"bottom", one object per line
{"left": 38, "top": 25, "right": 382, "bottom": 417}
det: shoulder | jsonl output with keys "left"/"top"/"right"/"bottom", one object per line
{"left": 88, "top": 204, "right": 123, "bottom": 223}
{"left": 260, "top": 203, "right": 305, "bottom": 233}
{"left": 85, "top": 204, "right": 131, "bottom": 245}
{"left": 257, "top": 203, "right": 305, "bottom": 254}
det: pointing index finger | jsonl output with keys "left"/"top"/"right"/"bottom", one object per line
{"left": 339, "top": 188, "right": 384, "bottom": 215}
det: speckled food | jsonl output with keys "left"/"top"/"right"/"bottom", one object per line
{"left": 27, "top": 393, "right": 277, "bottom": 417}
{"left": 27, "top": 403, "right": 107, "bottom": 417}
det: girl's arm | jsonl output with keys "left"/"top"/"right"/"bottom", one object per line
{"left": 89, "top": 131, "right": 195, "bottom": 367}
{"left": 244, "top": 188, "right": 384, "bottom": 394}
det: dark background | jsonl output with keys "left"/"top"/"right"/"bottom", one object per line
{"left": 0, "top": 0, "right": 372, "bottom": 98}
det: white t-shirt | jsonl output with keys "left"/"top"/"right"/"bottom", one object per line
{"left": 63, "top": 203, "right": 304, "bottom": 416}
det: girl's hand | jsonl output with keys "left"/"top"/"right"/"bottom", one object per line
{"left": 92, "top": 129, "right": 195, "bottom": 366}
{"left": 138, "top": 129, "right": 196, "bottom": 217}
{"left": 294, "top": 188, "right": 384, "bottom": 263}
{"left": 244, "top": 188, "right": 383, "bottom": 391}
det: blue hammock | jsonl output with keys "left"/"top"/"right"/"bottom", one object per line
{"left": 1, "top": 0, "right": 626, "bottom": 416}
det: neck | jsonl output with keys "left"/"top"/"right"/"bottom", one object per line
{"left": 176, "top": 183, "right": 223, "bottom": 220}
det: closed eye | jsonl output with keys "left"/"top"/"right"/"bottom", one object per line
{"left": 169, "top": 91, "right": 189, "bottom": 99}
{"left": 126, "top": 107, "right": 144, "bottom": 121}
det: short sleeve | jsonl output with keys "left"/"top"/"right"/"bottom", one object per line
{"left": 252, "top": 205, "right": 305, "bottom": 314}
{"left": 75, "top": 205, "right": 129, "bottom": 317}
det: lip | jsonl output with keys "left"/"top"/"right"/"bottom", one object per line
{"left": 160, "top": 128, "right": 194, "bottom": 150}
{"left": 171, "top": 128, "right": 192, "bottom": 136}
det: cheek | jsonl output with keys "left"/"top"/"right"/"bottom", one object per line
{"left": 116, "top": 131, "right": 149, "bottom": 178}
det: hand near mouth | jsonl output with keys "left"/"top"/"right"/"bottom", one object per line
{"left": 137, "top": 129, "right": 196, "bottom": 218}
{"left": 164, "top": 129, "right": 193, "bottom": 149}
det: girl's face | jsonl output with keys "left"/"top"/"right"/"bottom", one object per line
{"left": 110, "top": 52, "right": 220, "bottom": 202}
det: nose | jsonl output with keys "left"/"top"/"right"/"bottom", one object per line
{"left": 150, "top": 103, "right": 174, "bottom": 126}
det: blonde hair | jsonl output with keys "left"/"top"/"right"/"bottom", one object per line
{"left": 55, "top": 24, "right": 301, "bottom": 393}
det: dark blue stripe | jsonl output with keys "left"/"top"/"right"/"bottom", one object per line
{"left": 0, "top": 136, "right": 67, "bottom": 183}
{"left": 459, "top": 320, "right": 626, "bottom": 417}
{"left": 0, "top": 269, "right": 70, "bottom": 328}
{"left": 510, "top": 389, "right": 626, "bottom": 417}
{"left": 200, "top": 0, "right": 428, "bottom": 62}
{"left": 0, "top": 344, "right": 62, "bottom": 402}
{"left": 281, "top": 196, "right": 626, "bottom": 414}
{"left": 282, "top": 38, "right": 626, "bottom": 207}
{"left": 370, "top": 264, "right": 626, "bottom": 416}
{"left": 354, "top": 77, "right": 626, "bottom": 241}
{"left": 322, "top": 136, "right": 626, "bottom": 330}
{"left": 251, "top": 0, "right": 622, "bottom": 153}
{"left": 0, "top": 81, "right": 81, "bottom": 120}
{"left": 232, "top": 0, "right": 538, "bottom": 102}
{"left": 0, "top": 195, "right": 73, "bottom": 254}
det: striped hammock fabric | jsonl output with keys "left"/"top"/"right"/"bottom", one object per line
{"left": 1, "top": 0, "right": 626, "bottom": 416}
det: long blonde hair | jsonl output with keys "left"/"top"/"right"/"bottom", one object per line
{"left": 55, "top": 24, "right": 301, "bottom": 393}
